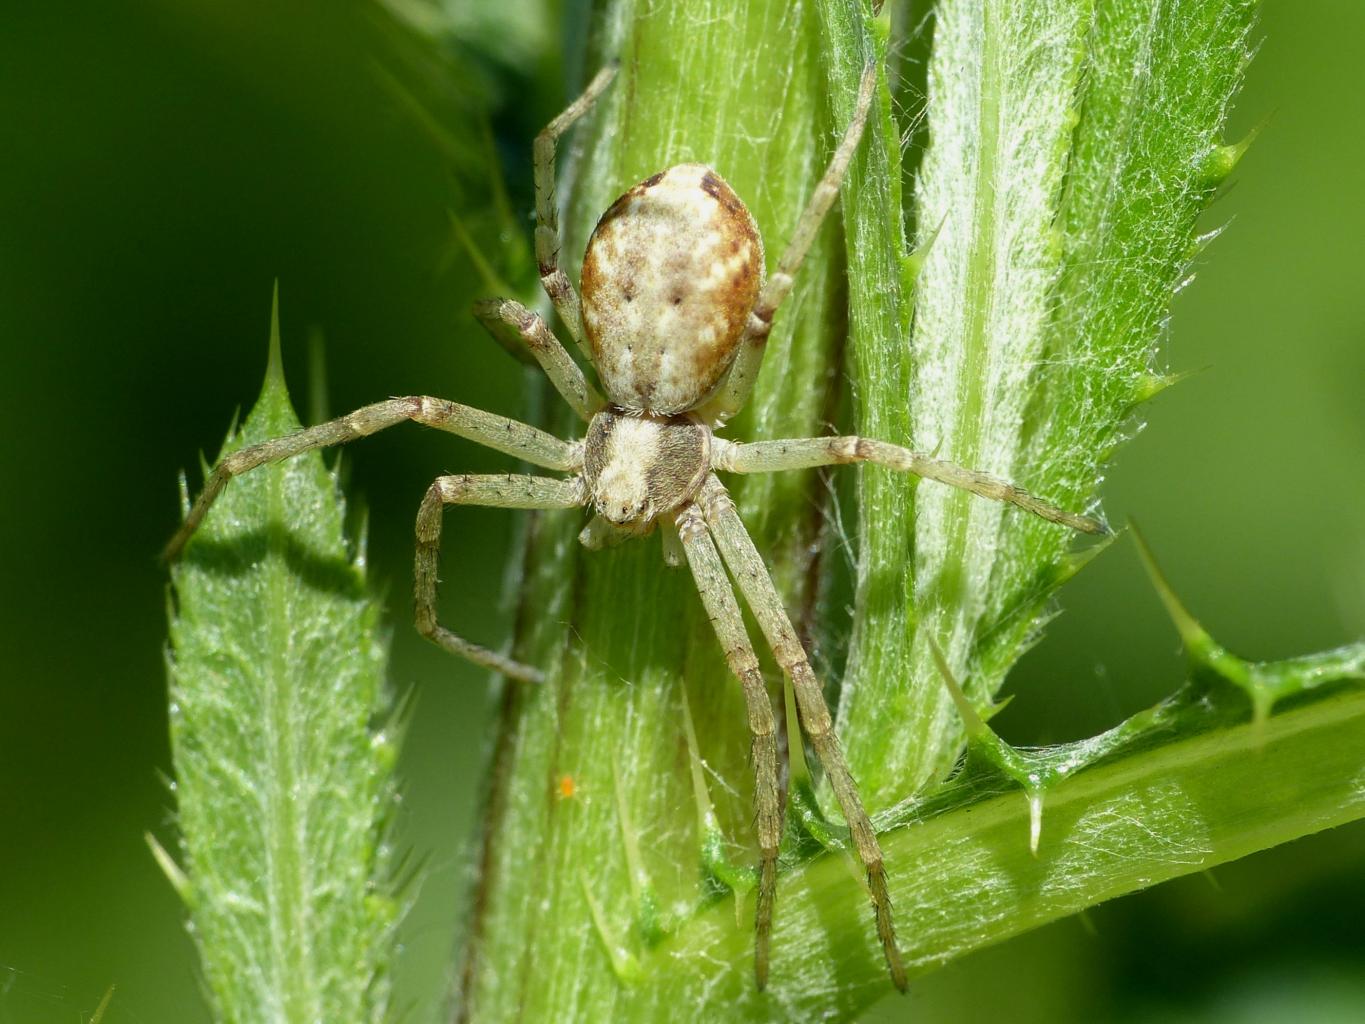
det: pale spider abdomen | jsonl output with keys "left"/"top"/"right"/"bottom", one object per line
{"left": 580, "top": 163, "right": 763, "bottom": 415}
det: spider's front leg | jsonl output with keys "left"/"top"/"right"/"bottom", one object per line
{"left": 697, "top": 474, "right": 909, "bottom": 992}
{"left": 414, "top": 473, "right": 585, "bottom": 683}
{"left": 164, "top": 397, "right": 580, "bottom": 562}
{"left": 672, "top": 503, "right": 781, "bottom": 989}
{"left": 715, "top": 435, "right": 1108, "bottom": 535}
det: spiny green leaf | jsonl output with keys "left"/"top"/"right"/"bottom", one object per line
{"left": 839, "top": 0, "right": 1262, "bottom": 803}
{"left": 841, "top": 0, "right": 1098, "bottom": 801}
{"left": 1133, "top": 523, "right": 1365, "bottom": 721}
{"left": 166, "top": 298, "right": 399, "bottom": 1023}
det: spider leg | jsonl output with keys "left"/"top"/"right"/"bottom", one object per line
{"left": 715, "top": 435, "right": 1108, "bottom": 535}
{"left": 534, "top": 63, "right": 617, "bottom": 355}
{"left": 164, "top": 397, "right": 581, "bottom": 561}
{"left": 701, "top": 64, "right": 876, "bottom": 426}
{"left": 473, "top": 298, "right": 604, "bottom": 421}
{"left": 698, "top": 474, "right": 908, "bottom": 992}
{"left": 415, "top": 473, "right": 585, "bottom": 683}
{"left": 673, "top": 502, "right": 781, "bottom": 990}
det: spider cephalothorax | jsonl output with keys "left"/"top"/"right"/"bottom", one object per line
{"left": 583, "top": 411, "right": 709, "bottom": 526}
{"left": 166, "top": 62, "right": 1104, "bottom": 992}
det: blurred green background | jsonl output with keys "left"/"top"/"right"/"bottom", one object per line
{"left": 2, "top": 1, "right": 1362, "bottom": 1021}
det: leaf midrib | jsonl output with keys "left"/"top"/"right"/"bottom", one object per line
{"left": 264, "top": 460, "right": 313, "bottom": 1020}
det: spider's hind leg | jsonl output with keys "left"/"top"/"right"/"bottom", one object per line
{"left": 700, "top": 64, "right": 877, "bottom": 425}
{"left": 473, "top": 298, "right": 604, "bottom": 421}
{"left": 534, "top": 63, "right": 617, "bottom": 353}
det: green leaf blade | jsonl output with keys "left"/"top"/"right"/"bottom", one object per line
{"left": 841, "top": 0, "right": 1093, "bottom": 803}
{"left": 167, "top": 306, "right": 398, "bottom": 1023}
{"left": 840, "top": 0, "right": 1261, "bottom": 801}
{"left": 1030, "top": 0, "right": 1259, "bottom": 490}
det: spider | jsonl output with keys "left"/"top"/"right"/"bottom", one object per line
{"left": 164, "top": 62, "right": 1104, "bottom": 991}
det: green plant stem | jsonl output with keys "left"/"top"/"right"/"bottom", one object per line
{"left": 459, "top": 2, "right": 856, "bottom": 1020}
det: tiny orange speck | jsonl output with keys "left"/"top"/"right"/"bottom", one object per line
{"left": 558, "top": 774, "right": 576, "bottom": 799}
